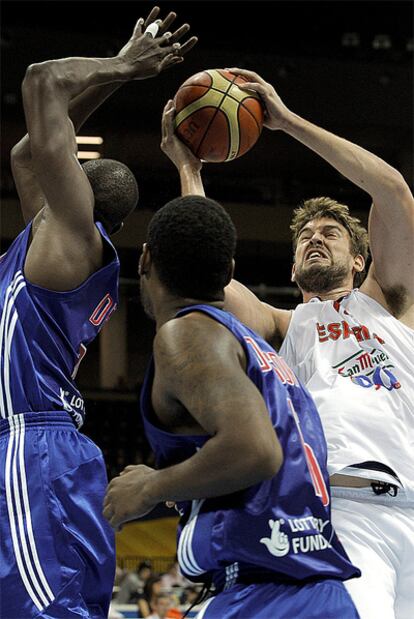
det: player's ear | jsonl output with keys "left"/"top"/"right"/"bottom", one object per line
{"left": 291, "top": 262, "right": 296, "bottom": 283}
{"left": 138, "top": 243, "right": 151, "bottom": 276}
{"left": 353, "top": 253, "right": 365, "bottom": 273}
{"left": 225, "top": 259, "right": 235, "bottom": 286}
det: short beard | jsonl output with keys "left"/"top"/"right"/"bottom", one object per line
{"left": 294, "top": 262, "right": 350, "bottom": 295}
{"left": 139, "top": 278, "right": 155, "bottom": 320}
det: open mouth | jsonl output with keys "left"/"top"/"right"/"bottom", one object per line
{"left": 305, "top": 250, "right": 329, "bottom": 262}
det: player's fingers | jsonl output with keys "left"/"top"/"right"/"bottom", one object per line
{"left": 225, "top": 67, "right": 265, "bottom": 84}
{"left": 161, "top": 100, "right": 175, "bottom": 140}
{"left": 143, "top": 6, "right": 160, "bottom": 30}
{"left": 163, "top": 98, "right": 175, "bottom": 112}
{"left": 120, "top": 465, "right": 136, "bottom": 475}
{"left": 165, "top": 23, "right": 190, "bottom": 44}
{"left": 166, "top": 501, "right": 176, "bottom": 508}
{"left": 162, "top": 99, "right": 175, "bottom": 120}
{"left": 132, "top": 17, "right": 145, "bottom": 37}
{"left": 103, "top": 503, "right": 114, "bottom": 520}
{"left": 109, "top": 516, "right": 122, "bottom": 532}
{"left": 144, "top": 19, "right": 162, "bottom": 38}
{"left": 160, "top": 53, "right": 184, "bottom": 72}
{"left": 179, "top": 36, "right": 198, "bottom": 56}
{"left": 237, "top": 81, "right": 267, "bottom": 97}
{"left": 159, "top": 11, "right": 177, "bottom": 34}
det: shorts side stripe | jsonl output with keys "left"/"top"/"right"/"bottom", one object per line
{"left": 16, "top": 415, "right": 55, "bottom": 601}
{"left": 5, "top": 415, "right": 55, "bottom": 610}
{"left": 5, "top": 415, "right": 44, "bottom": 611}
{"left": 195, "top": 597, "right": 215, "bottom": 619}
{"left": 178, "top": 500, "right": 206, "bottom": 576}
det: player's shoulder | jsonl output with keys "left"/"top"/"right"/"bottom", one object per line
{"left": 263, "top": 304, "right": 292, "bottom": 345}
{"left": 154, "top": 311, "right": 241, "bottom": 369}
{"left": 156, "top": 311, "right": 233, "bottom": 349}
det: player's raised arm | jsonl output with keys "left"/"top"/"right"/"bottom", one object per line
{"left": 161, "top": 99, "right": 291, "bottom": 345}
{"left": 22, "top": 10, "right": 197, "bottom": 290}
{"left": 104, "top": 315, "right": 283, "bottom": 528}
{"left": 13, "top": 7, "right": 193, "bottom": 227}
{"left": 161, "top": 98, "right": 205, "bottom": 195}
{"left": 229, "top": 67, "right": 414, "bottom": 319}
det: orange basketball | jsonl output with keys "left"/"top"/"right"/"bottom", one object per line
{"left": 173, "top": 69, "right": 264, "bottom": 163}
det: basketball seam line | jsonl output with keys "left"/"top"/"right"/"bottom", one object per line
{"left": 179, "top": 84, "right": 262, "bottom": 130}
{"left": 195, "top": 77, "right": 235, "bottom": 160}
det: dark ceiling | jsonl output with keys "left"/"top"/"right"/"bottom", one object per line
{"left": 2, "top": 1, "right": 413, "bottom": 214}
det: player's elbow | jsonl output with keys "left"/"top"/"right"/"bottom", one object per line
{"left": 261, "top": 436, "right": 284, "bottom": 478}
{"left": 10, "top": 140, "right": 30, "bottom": 166}
{"left": 23, "top": 62, "right": 54, "bottom": 87}
{"left": 376, "top": 166, "right": 412, "bottom": 201}
{"left": 248, "top": 433, "right": 283, "bottom": 481}
{"left": 22, "top": 62, "right": 61, "bottom": 103}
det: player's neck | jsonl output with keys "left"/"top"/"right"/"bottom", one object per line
{"left": 302, "top": 286, "right": 354, "bottom": 303}
{"left": 155, "top": 295, "right": 225, "bottom": 330}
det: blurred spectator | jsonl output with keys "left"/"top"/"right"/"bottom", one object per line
{"left": 180, "top": 585, "right": 201, "bottom": 607}
{"left": 147, "top": 593, "right": 183, "bottom": 619}
{"left": 114, "top": 564, "right": 126, "bottom": 588}
{"left": 115, "top": 560, "right": 153, "bottom": 604}
{"left": 160, "top": 560, "right": 190, "bottom": 590}
{"left": 137, "top": 575, "right": 163, "bottom": 618}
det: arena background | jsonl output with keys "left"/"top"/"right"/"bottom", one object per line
{"left": 1, "top": 0, "right": 413, "bottom": 615}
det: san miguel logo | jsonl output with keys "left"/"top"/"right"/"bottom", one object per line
{"left": 316, "top": 321, "right": 401, "bottom": 391}
{"left": 333, "top": 348, "right": 401, "bottom": 391}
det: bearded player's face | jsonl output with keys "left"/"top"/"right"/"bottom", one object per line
{"left": 293, "top": 217, "right": 356, "bottom": 294}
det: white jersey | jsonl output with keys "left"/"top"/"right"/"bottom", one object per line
{"left": 279, "top": 290, "right": 414, "bottom": 502}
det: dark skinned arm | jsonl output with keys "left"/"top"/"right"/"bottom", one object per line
{"left": 11, "top": 6, "right": 192, "bottom": 225}
{"left": 22, "top": 11, "right": 196, "bottom": 291}
{"left": 103, "top": 312, "right": 283, "bottom": 529}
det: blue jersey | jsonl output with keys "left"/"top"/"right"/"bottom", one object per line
{"left": 141, "top": 305, "right": 360, "bottom": 590}
{"left": 0, "top": 221, "right": 119, "bottom": 427}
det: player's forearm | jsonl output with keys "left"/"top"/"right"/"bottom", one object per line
{"left": 69, "top": 82, "right": 123, "bottom": 132}
{"left": 282, "top": 112, "right": 406, "bottom": 201}
{"left": 179, "top": 165, "right": 205, "bottom": 196}
{"left": 144, "top": 435, "right": 280, "bottom": 504}
{"left": 23, "top": 57, "right": 131, "bottom": 104}
{"left": 13, "top": 82, "right": 122, "bottom": 164}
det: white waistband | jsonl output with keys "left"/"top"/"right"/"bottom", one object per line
{"left": 331, "top": 485, "right": 413, "bottom": 508}
{"left": 337, "top": 466, "right": 402, "bottom": 488}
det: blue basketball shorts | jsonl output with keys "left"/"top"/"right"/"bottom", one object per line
{"left": 195, "top": 579, "right": 360, "bottom": 619}
{"left": 0, "top": 412, "right": 115, "bottom": 618}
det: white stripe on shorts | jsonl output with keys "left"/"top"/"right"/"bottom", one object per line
{"left": 5, "top": 414, "right": 55, "bottom": 611}
{"left": 178, "top": 499, "right": 206, "bottom": 577}
{"left": 195, "top": 596, "right": 215, "bottom": 619}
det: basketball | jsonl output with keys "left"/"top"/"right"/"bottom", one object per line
{"left": 173, "top": 69, "right": 264, "bottom": 163}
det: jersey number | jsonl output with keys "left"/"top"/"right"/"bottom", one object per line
{"left": 288, "top": 399, "right": 330, "bottom": 506}
{"left": 89, "top": 293, "right": 115, "bottom": 326}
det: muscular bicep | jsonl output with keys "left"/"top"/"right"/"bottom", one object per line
{"left": 11, "top": 140, "right": 46, "bottom": 224}
{"left": 21, "top": 64, "right": 102, "bottom": 289}
{"left": 155, "top": 315, "right": 276, "bottom": 442}
{"left": 150, "top": 314, "right": 283, "bottom": 500}
{"left": 22, "top": 64, "right": 96, "bottom": 234}
{"left": 225, "top": 279, "right": 291, "bottom": 348}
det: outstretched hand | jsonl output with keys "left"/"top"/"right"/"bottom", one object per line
{"left": 118, "top": 6, "right": 198, "bottom": 79}
{"left": 225, "top": 68, "right": 292, "bottom": 130}
{"left": 161, "top": 99, "right": 202, "bottom": 172}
